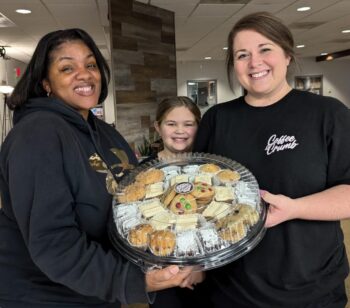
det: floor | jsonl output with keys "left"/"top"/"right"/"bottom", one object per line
{"left": 125, "top": 220, "right": 350, "bottom": 308}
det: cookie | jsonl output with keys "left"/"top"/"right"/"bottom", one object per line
{"left": 118, "top": 182, "right": 146, "bottom": 203}
{"left": 149, "top": 230, "right": 176, "bottom": 256}
{"left": 170, "top": 194, "right": 197, "bottom": 215}
{"left": 128, "top": 223, "right": 153, "bottom": 247}
{"left": 136, "top": 168, "right": 164, "bottom": 185}
{"left": 199, "top": 163, "right": 221, "bottom": 174}
{"left": 162, "top": 186, "right": 177, "bottom": 207}
{"left": 191, "top": 182, "right": 215, "bottom": 205}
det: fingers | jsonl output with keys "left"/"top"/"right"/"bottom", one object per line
{"left": 145, "top": 266, "right": 194, "bottom": 292}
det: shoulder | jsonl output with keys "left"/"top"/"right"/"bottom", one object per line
{"left": 292, "top": 90, "right": 347, "bottom": 112}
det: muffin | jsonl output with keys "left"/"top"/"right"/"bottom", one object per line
{"left": 128, "top": 223, "right": 153, "bottom": 247}
{"left": 136, "top": 168, "right": 165, "bottom": 185}
{"left": 199, "top": 163, "right": 221, "bottom": 174}
{"left": 149, "top": 230, "right": 176, "bottom": 256}
{"left": 216, "top": 169, "right": 240, "bottom": 184}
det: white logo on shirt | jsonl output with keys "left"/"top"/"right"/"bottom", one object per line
{"left": 265, "top": 134, "right": 299, "bottom": 155}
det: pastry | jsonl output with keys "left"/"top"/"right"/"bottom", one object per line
{"left": 117, "top": 182, "right": 146, "bottom": 203}
{"left": 216, "top": 169, "right": 240, "bottom": 183}
{"left": 214, "top": 186, "right": 235, "bottom": 202}
{"left": 194, "top": 174, "right": 213, "bottom": 185}
{"left": 170, "top": 174, "right": 190, "bottom": 186}
{"left": 170, "top": 194, "right": 197, "bottom": 215}
{"left": 139, "top": 198, "right": 166, "bottom": 218}
{"left": 202, "top": 201, "right": 231, "bottom": 220}
{"left": 236, "top": 204, "right": 259, "bottom": 227}
{"left": 191, "top": 182, "right": 215, "bottom": 205}
{"left": 150, "top": 211, "right": 176, "bottom": 230}
{"left": 136, "top": 168, "right": 165, "bottom": 185}
{"left": 176, "top": 230, "right": 201, "bottom": 257}
{"left": 175, "top": 213, "right": 198, "bottom": 231}
{"left": 219, "top": 220, "right": 246, "bottom": 243}
{"left": 128, "top": 223, "right": 153, "bottom": 247}
{"left": 145, "top": 182, "right": 164, "bottom": 199}
{"left": 199, "top": 163, "right": 221, "bottom": 174}
{"left": 199, "top": 227, "right": 227, "bottom": 252}
{"left": 149, "top": 230, "right": 176, "bottom": 256}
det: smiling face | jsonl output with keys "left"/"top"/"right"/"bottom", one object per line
{"left": 155, "top": 106, "right": 198, "bottom": 156}
{"left": 233, "top": 30, "right": 291, "bottom": 105}
{"left": 42, "top": 40, "right": 101, "bottom": 119}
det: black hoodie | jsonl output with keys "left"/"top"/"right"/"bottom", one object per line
{"left": 0, "top": 97, "right": 148, "bottom": 307}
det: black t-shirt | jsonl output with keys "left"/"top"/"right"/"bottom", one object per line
{"left": 194, "top": 89, "right": 350, "bottom": 307}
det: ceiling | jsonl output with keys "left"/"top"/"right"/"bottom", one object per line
{"left": 0, "top": 0, "right": 350, "bottom": 64}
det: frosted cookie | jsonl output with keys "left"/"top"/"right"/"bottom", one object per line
{"left": 128, "top": 223, "right": 153, "bottom": 247}
{"left": 149, "top": 230, "right": 176, "bottom": 256}
{"left": 114, "top": 202, "right": 139, "bottom": 219}
{"left": 176, "top": 230, "right": 202, "bottom": 257}
{"left": 194, "top": 174, "right": 213, "bottom": 185}
{"left": 218, "top": 220, "right": 246, "bottom": 243}
{"left": 139, "top": 198, "right": 166, "bottom": 218}
{"left": 150, "top": 212, "right": 176, "bottom": 230}
{"left": 170, "top": 174, "right": 190, "bottom": 186}
{"left": 170, "top": 194, "right": 197, "bottom": 215}
{"left": 175, "top": 214, "right": 198, "bottom": 231}
{"left": 182, "top": 164, "right": 199, "bottom": 174}
{"left": 145, "top": 182, "right": 164, "bottom": 199}
{"left": 199, "top": 163, "right": 221, "bottom": 174}
{"left": 191, "top": 182, "right": 215, "bottom": 205}
{"left": 214, "top": 186, "right": 235, "bottom": 202}
{"left": 216, "top": 169, "right": 240, "bottom": 184}
{"left": 117, "top": 182, "right": 146, "bottom": 203}
{"left": 202, "top": 201, "right": 231, "bottom": 220}
{"left": 136, "top": 168, "right": 164, "bottom": 185}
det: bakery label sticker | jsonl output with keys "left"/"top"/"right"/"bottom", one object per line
{"left": 264, "top": 134, "right": 299, "bottom": 156}
{"left": 175, "top": 182, "right": 194, "bottom": 194}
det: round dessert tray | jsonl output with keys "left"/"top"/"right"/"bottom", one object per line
{"left": 108, "top": 152, "right": 267, "bottom": 271}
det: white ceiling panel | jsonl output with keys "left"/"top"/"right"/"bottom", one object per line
{"left": 0, "top": 0, "right": 349, "bottom": 63}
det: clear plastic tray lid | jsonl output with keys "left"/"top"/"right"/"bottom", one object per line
{"left": 108, "top": 153, "right": 267, "bottom": 271}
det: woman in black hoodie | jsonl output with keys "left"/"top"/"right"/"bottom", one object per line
{"left": 0, "top": 28, "right": 192, "bottom": 308}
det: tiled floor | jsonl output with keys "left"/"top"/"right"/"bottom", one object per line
{"left": 125, "top": 220, "right": 350, "bottom": 308}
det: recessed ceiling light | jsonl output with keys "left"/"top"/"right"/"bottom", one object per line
{"left": 320, "top": 52, "right": 328, "bottom": 56}
{"left": 16, "top": 9, "right": 31, "bottom": 14}
{"left": 296, "top": 44, "right": 305, "bottom": 48}
{"left": 204, "top": 56, "right": 212, "bottom": 60}
{"left": 223, "top": 47, "right": 228, "bottom": 50}
{"left": 297, "top": 6, "right": 311, "bottom": 12}
{"left": 341, "top": 29, "right": 350, "bottom": 33}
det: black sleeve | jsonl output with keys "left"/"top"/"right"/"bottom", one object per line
{"left": 193, "top": 106, "right": 217, "bottom": 153}
{"left": 325, "top": 100, "right": 350, "bottom": 187}
{"left": 6, "top": 120, "right": 148, "bottom": 304}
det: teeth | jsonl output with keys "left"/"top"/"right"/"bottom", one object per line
{"left": 75, "top": 86, "right": 92, "bottom": 92}
{"left": 251, "top": 71, "right": 268, "bottom": 78}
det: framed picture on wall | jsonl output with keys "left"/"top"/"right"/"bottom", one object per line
{"left": 294, "top": 75, "right": 323, "bottom": 95}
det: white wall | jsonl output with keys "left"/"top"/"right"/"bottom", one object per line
{"left": 177, "top": 58, "right": 350, "bottom": 108}
{"left": 0, "top": 57, "right": 27, "bottom": 142}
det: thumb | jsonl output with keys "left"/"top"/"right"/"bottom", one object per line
{"left": 156, "top": 265, "right": 179, "bottom": 282}
{"left": 260, "top": 190, "right": 277, "bottom": 204}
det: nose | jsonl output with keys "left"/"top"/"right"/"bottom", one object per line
{"left": 249, "top": 52, "right": 263, "bottom": 68}
{"left": 76, "top": 66, "right": 92, "bottom": 79}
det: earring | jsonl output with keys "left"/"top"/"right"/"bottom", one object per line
{"left": 46, "top": 91, "right": 51, "bottom": 97}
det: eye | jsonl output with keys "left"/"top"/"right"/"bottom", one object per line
{"left": 185, "top": 122, "right": 195, "bottom": 127}
{"left": 87, "top": 63, "right": 98, "bottom": 70}
{"left": 235, "top": 53, "right": 249, "bottom": 60}
{"left": 260, "top": 47, "right": 271, "bottom": 53}
{"left": 61, "top": 66, "right": 73, "bottom": 73}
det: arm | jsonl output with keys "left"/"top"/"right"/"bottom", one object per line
{"left": 262, "top": 184, "right": 350, "bottom": 228}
